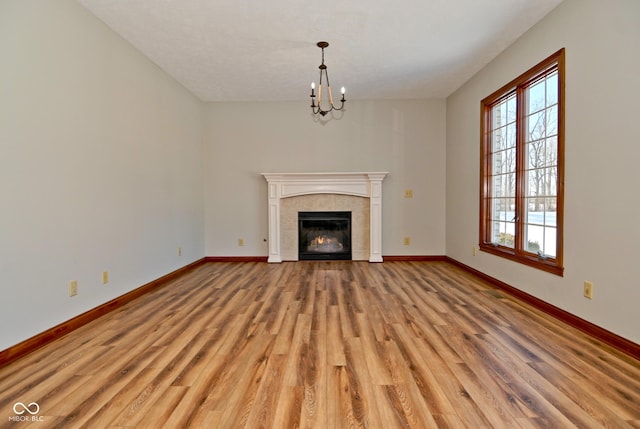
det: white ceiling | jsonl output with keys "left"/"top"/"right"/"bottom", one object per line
{"left": 77, "top": 0, "right": 564, "bottom": 102}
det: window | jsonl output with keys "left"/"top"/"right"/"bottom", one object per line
{"left": 480, "top": 49, "right": 564, "bottom": 276}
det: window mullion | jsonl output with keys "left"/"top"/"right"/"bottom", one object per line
{"left": 515, "top": 85, "right": 526, "bottom": 255}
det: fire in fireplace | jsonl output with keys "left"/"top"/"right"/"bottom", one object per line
{"left": 298, "top": 211, "right": 351, "bottom": 260}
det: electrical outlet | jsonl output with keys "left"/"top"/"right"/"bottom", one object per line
{"left": 69, "top": 280, "right": 78, "bottom": 297}
{"left": 583, "top": 281, "right": 593, "bottom": 299}
{"left": 404, "top": 189, "right": 414, "bottom": 198}
{"left": 238, "top": 238, "right": 245, "bottom": 246}
{"left": 473, "top": 246, "right": 478, "bottom": 256}
{"left": 403, "top": 236, "right": 411, "bottom": 246}
{"left": 177, "top": 247, "right": 182, "bottom": 256}
{"left": 102, "top": 271, "right": 109, "bottom": 285}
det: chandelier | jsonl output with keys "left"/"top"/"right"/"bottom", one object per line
{"left": 310, "top": 41, "right": 346, "bottom": 117}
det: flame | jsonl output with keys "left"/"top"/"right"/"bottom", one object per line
{"left": 308, "top": 235, "right": 343, "bottom": 251}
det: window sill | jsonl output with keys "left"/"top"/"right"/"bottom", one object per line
{"left": 479, "top": 243, "right": 564, "bottom": 276}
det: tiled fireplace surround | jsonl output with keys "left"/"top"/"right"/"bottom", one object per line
{"left": 262, "top": 172, "right": 387, "bottom": 263}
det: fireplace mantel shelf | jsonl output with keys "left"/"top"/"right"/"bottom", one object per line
{"left": 262, "top": 172, "right": 388, "bottom": 263}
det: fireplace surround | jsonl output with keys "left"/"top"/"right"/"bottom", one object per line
{"left": 262, "top": 172, "right": 387, "bottom": 263}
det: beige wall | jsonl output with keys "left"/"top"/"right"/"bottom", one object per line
{"left": 0, "top": 0, "right": 205, "bottom": 350}
{"left": 446, "top": 0, "right": 640, "bottom": 343}
{"left": 203, "top": 99, "right": 447, "bottom": 259}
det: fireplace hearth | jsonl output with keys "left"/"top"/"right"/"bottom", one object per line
{"left": 298, "top": 211, "right": 351, "bottom": 260}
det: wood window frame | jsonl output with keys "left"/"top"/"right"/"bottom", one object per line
{"left": 479, "top": 48, "right": 565, "bottom": 276}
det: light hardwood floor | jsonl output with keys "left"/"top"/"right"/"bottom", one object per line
{"left": 0, "top": 261, "right": 639, "bottom": 428}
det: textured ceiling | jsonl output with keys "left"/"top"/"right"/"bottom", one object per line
{"left": 77, "top": 0, "right": 564, "bottom": 102}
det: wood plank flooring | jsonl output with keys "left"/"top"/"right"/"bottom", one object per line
{"left": 1, "top": 261, "right": 639, "bottom": 428}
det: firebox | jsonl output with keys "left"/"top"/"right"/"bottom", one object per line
{"left": 298, "top": 211, "right": 352, "bottom": 260}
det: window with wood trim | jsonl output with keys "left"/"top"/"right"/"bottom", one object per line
{"left": 480, "top": 48, "right": 564, "bottom": 276}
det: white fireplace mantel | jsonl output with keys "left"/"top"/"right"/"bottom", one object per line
{"left": 262, "top": 172, "right": 388, "bottom": 263}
